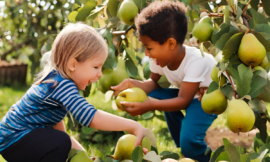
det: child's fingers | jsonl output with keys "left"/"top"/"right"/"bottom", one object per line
{"left": 142, "top": 148, "right": 148, "bottom": 155}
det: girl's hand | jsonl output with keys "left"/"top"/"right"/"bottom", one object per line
{"left": 132, "top": 126, "right": 152, "bottom": 154}
{"left": 111, "top": 79, "right": 134, "bottom": 96}
{"left": 120, "top": 99, "right": 152, "bottom": 116}
{"left": 197, "top": 87, "right": 208, "bottom": 101}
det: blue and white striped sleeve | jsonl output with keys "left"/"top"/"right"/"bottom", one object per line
{"left": 50, "top": 80, "right": 96, "bottom": 127}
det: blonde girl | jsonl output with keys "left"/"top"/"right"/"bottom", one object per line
{"left": 0, "top": 22, "right": 148, "bottom": 162}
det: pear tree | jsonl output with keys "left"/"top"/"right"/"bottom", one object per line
{"left": 7, "top": 0, "right": 269, "bottom": 161}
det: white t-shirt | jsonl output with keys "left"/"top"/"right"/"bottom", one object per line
{"left": 150, "top": 45, "right": 217, "bottom": 89}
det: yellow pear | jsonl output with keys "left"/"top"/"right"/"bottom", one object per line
{"left": 70, "top": 150, "right": 93, "bottom": 162}
{"left": 109, "top": 134, "right": 151, "bottom": 160}
{"left": 118, "top": 0, "right": 138, "bottom": 25}
{"left": 116, "top": 87, "right": 148, "bottom": 109}
{"left": 192, "top": 16, "right": 214, "bottom": 42}
{"left": 227, "top": 99, "right": 255, "bottom": 133}
{"left": 211, "top": 66, "right": 226, "bottom": 87}
{"left": 238, "top": 33, "right": 266, "bottom": 67}
{"left": 201, "top": 89, "right": 228, "bottom": 115}
{"left": 259, "top": 56, "right": 269, "bottom": 69}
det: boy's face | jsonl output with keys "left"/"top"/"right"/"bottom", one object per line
{"left": 139, "top": 35, "right": 173, "bottom": 68}
{"left": 70, "top": 53, "right": 107, "bottom": 90}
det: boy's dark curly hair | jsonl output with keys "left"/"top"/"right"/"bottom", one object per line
{"left": 135, "top": 1, "right": 188, "bottom": 45}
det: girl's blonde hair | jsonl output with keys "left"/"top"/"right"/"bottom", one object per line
{"left": 35, "top": 22, "right": 108, "bottom": 84}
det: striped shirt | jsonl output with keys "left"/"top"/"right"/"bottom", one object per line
{"left": 0, "top": 70, "right": 96, "bottom": 152}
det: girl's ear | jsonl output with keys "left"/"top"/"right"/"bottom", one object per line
{"left": 68, "top": 58, "right": 77, "bottom": 72}
{"left": 167, "top": 38, "right": 177, "bottom": 50}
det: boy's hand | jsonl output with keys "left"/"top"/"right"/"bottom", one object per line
{"left": 120, "top": 99, "right": 152, "bottom": 116}
{"left": 197, "top": 87, "right": 208, "bottom": 101}
{"left": 111, "top": 79, "right": 134, "bottom": 96}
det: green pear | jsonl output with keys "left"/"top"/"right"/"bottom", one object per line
{"left": 118, "top": 0, "right": 138, "bottom": 25}
{"left": 70, "top": 150, "right": 93, "bottom": 162}
{"left": 108, "top": 0, "right": 120, "bottom": 17}
{"left": 211, "top": 66, "right": 226, "bottom": 87}
{"left": 68, "top": 148, "right": 79, "bottom": 159}
{"left": 227, "top": 99, "right": 255, "bottom": 133}
{"left": 238, "top": 33, "right": 266, "bottom": 67}
{"left": 201, "top": 89, "right": 227, "bottom": 115}
{"left": 260, "top": 56, "right": 269, "bottom": 69}
{"left": 109, "top": 134, "right": 151, "bottom": 160}
{"left": 99, "top": 58, "right": 129, "bottom": 93}
{"left": 116, "top": 87, "right": 148, "bottom": 109}
{"left": 192, "top": 16, "right": 214, "bottom": 42}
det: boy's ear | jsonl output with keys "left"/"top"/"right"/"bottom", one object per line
{"left": 68, "top": 58, "right": 77, "bottom": 72}
{"left": 167, "top": 38, "right": 177, "bottom": 50}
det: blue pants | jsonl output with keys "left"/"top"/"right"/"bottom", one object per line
{"left": 148, "top": 88, "right": 217, "bottom": 162}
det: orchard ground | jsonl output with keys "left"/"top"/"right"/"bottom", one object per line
{"left": 0, "top": 84, "right": 265, "bottom": 161}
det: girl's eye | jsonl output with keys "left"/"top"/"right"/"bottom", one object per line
{"left": 94, "top": 67, "right": 99, "bottom": 69}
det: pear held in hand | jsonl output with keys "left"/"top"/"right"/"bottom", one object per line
{"left": 238, "top": 33, "right": 266, "bottom": 67}
{"left": 70, "top": 150, "right": 93, "bottom": 162}
{"left": 192, "top": 16, "right": 214, "bottom": 42}
{"left": 227, "top": 99, "right": 255, "bottom": 133}
{"left": 118, "top": 0, "right": 138, "bottom": 25}
{"left": 116, "top": 87, "right": 148, "bottom": 110}
{"left": 201, "top": 89, "right": 227, "bottom": 115}
{"left": 108, "top": 134, "right": 151, "bottom": 160}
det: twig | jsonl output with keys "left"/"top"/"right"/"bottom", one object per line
{"left": 200, "top": 10, "right": 224, "bottom": 17}
{"left": 242, "top": 0, "right": 252, "bottom": 14}
{"left": 226, "top": 70, "right": 236, "bottom": 98}
{"left": 226, "top": 0, "right": 235, "bottom": 15}
{"left": 245, "top": 28, "right": 250, "bottom": 35}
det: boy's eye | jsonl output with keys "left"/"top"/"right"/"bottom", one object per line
{"left": 147, "top": 48, "right": 152, "bottom": 51}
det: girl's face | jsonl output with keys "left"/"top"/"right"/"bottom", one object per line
{"left": 70, "top": 53, "right": 107, "bottom": 90}
{"left": 139, "top": 35, "right": 173, "bottom": 68}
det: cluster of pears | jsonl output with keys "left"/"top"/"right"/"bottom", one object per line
{"left": 115, "top": 87, "right": 148, "bottom": 110}
{"left": 192, "top": 16, "right": 214, "bottom": 42}
{"left": 108, "top": 0, "right": 138, "bottom": 25}
{"left": 108, "top": 134, "right": 152, "bottom": 160}
{"left": 99, "top": 57, "right": 129, "bottom": 93}
{"left": 201, "top": 66, "right": 256, "bottom": 134}
{"left": 238, "top": 33, "right": 267, "bottom": 67}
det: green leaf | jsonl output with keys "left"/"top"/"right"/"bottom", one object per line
{"left": 210, "top": 146, "right": 225, "bottom": 162}
{"left": 125, "top": 57, "right": 138, "bottom": 78}
{"left": 206, "top": 81, "right": 219, "bottom": 94}
{"left": 253, "top": 113, "right": 268, "bottom": 143}
{"left": 249, "top": 99, "right": 267, "bottom": 115}
{"left": 133, "top": 0, "right": 146, "bottom": 9}
{"left": 250, "top": 0, "right": 259, "bottom": 11}
{"left": 211, "top": 23, "right": 230, "bottom": 45}
{"left": 143, "top": 151, "right": 161, "bottom": 162}
{"left": 223, "top": 32, "right": 245, "bottom": 60}
{"left": 216, "top": 151, "right": 231, "bottom": 162}
{"left": 83, "top": 85, "right": 91, "bottom": 97}
{"left": 255, "top": 24, "right": 270, "bottom": 35}
{"left": 81, "top": 126, "right": 95, "bottom": 135}
{"left": 132, "top": 146, "right": 144, "bottom": 162}
{"left": 252, "top": 31, "right": 270, "bottom": 52}
{"left": 249, "top": 71, "right": 267, "bottom": 98}
{"left": 159, "top": 151, "right": 180, "bottom": 160}
{"left": 220, "top": 84, "right": 234, "bottom": 100}
{"left": 143, "top": 62, "right": 151, "bottom": 79}
{"left": 247, "top": 8, "right": 268, "bottom": 29}
{"left": 125, "top": 48, "right": 139, "bottom": 65}
{"left": 214, "top": 26, "right": 239, "bottom": 50}
{"left": 235, "top": 64, "right": 253, "bottom": 98}
{"left": 262, "top": 0, "right": 270, "bottom": 16}
{"left": 140, "top": 111, "right": 155, "bottom": 120}
{"left": 223, "top": 138, "right": 241, "bottom": 162}
{"left": 72, "top": 3, "right": 80, "bottom": 11}
{"left": 76, "top": 0, "right": 97, "bottom": 22}
{"left": 241, "top": 154, "right": 251, "bottom": 162}
{"left": 107, "top": 0, "right": 120, "bottom": 17}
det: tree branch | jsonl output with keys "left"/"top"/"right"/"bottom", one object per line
{"left": 1, "top": 39, "right": 32, "bottom": 61}
{"left": 226, "top": 70, "right": 236, "bottom": 99}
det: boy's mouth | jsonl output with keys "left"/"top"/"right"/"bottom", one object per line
{"left": 156, "top": 60, "right": 159, "bottom": 65}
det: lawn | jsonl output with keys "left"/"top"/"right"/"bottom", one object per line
{"left": 0, "top": 83, "right": 231, "bottom": 161}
